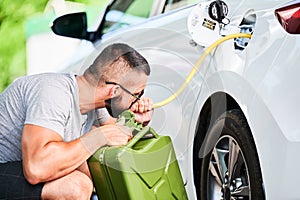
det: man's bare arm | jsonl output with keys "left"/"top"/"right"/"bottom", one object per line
{"left": 22, "top": 124, "right": 131, "bottom": 185}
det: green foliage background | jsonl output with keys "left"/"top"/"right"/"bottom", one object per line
{"left": 0, "top": 0, "right": 92, "bottom": 92}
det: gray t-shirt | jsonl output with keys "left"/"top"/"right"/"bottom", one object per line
{"left": 0, "top": 73, "right": 109, "bottom": 163}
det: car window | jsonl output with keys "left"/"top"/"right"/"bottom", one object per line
{"left": 164, "top": 0, "right": 198, "bottom": 12}
{"left": 102, "top": 0, "right": 155, "bottom": 35}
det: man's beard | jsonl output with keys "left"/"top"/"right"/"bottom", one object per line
{"left": 105, "top": 96, "right": 127, "bottom": 118}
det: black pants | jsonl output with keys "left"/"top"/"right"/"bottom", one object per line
{"left": 0, "top": 161, "right": 44, "bottom": 200}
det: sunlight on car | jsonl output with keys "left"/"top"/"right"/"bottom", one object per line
{"left": 101, "top": 0, "right": 155, "bottom": 35}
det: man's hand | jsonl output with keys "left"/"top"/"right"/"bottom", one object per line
{"left": 100, "top": 124, "right": 133, "bottom": 146}
{"left": 130, "top": 97, "right": 154, "bottom": 126}
{"left": 22, "top": 124, "right": 132, "bottom": 184}
{"left": 81, "top": 124, "right": 132, "bottom": 154}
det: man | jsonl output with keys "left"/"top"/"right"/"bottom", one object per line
{"left": 0, "top": 43, "right": 153, "bottom": 199}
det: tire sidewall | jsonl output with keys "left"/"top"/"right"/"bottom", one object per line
{"left": 199, "top": 109, "right": 265, "bottom": 200}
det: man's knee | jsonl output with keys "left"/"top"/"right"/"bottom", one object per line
{"left": 68, "top": 171, "right": 93, "bottom": 199}
{"left": 72, "top": 171, "right": 94, "bottom": 199}
{"left": 42, "top": 170, "right": 93, "bottom": 200}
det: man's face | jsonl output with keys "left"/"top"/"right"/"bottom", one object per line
{"left": 105, "top": 72, "right": 147, "bottom": 118}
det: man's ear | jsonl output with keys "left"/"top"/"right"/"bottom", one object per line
{"left": 108, "top": 85, "right": 120, "bottom": 98}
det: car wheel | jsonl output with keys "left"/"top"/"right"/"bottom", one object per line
{"left": 198, "top": 109, "right": 265, "bottom": 199}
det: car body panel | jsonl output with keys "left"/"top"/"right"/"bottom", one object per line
{"left": 52, "top": 0, "right": 300, "bottom": 199}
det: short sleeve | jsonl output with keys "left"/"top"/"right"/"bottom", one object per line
{"left": 24, "top": 81, "right": 71, "bottom": 138}
{"left": 93, "top": 108, "right": 110, "bottom": 126}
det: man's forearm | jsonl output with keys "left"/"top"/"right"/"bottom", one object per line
{"left": 22, "top": 128, "right": 106, "bottom": 184}
{"left": 80, "top": 128, "right": 108, "bottom": 155}
{"left": 23, "top": 124, "right": 129, "bottom": 184}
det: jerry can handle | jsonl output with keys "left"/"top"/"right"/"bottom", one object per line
{"left": 126, "top": 126, "right": 158, "bottom": 148}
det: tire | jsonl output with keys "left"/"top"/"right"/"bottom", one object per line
{"left": 196, "top": 109, "right": 265, "bottom": 200}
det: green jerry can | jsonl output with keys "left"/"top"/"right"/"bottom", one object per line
{"left": 88, "top": 111, "right": 188, "bottom": 200}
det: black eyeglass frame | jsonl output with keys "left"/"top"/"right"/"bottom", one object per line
{"left": 105, "top": 81, "right": 144, "bottom": 104}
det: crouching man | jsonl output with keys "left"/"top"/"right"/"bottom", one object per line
{"left": 0, "top": 43, "right": 153, "bottom": 199}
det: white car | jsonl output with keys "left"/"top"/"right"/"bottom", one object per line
{"left": 26, "top": 0, "right": 180, "bottom": 74}
{"left": 37, "top": 0, "right": 196, "bottom": 74}
{"left": 52, "top": 0, "right": 300, "bottom": 199}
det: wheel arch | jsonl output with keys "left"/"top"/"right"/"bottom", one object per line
{"left": 192, "top": 92, "right": 266, "bottom": 198}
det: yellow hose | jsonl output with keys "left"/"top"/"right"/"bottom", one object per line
{"left": 153, "top": 33, "right": 252, "bottom": 109}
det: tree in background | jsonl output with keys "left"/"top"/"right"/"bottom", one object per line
{"left": 0, "top": 0, "right": 91, "bottom": 92}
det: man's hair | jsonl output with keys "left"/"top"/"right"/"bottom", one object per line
{"left": 83, "top": 43, "right": 150, "bottom": 86}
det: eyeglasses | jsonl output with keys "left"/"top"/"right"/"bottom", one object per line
{"left": 105, "top": 81, "right": 144, "bottom": 104}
